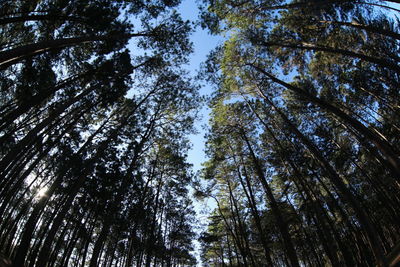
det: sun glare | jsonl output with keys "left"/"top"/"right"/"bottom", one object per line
{"left": 36, "top": 187, "right": 48, "bottom": 198}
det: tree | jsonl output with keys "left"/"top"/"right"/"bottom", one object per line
{"left": 199, "top": 0, "right": 400, "bottom": 266}
{"left": 0, "top": 1, "right": 199, "bottom": 266}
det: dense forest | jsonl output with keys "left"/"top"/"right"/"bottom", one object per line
{"left": 0, "top": 0, "right": 399, "bottom": 267}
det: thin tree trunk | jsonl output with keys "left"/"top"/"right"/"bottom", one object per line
{"left": 254, "top": 41, "right": 400, "bottom": 74}
{"left": 250, "top": 64, "right": 400, "bottom": 180}
{"left": 0, "top": 14, "right": 84, "bottom": 25}
{"left": 89, "top": 221, "right": 110, "bottom": 267}
{"left": 234, "top": 160, "right": 274, "bottom": 266}
{"left": 241, "top": 131, "right": 300, "bottom": 267}
{"left": 0, "top": 32, "right": 152, "bottom": 69}
{"left": 318, "top": 20, "right": 400, "bottom": 41}
{"left": 257, "top": 91, "right": 388, "bottom": 266}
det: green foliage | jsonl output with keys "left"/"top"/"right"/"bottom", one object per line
{"left": 199, "top": 0, "right": 400, "bottom": 266}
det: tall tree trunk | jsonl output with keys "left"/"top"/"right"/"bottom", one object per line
{"left": 250, "top": 64, "right": 400, "bottom": 180}
{"left": 88, "top": 221, "right": 110, "bottom": 267}
{"left": 318, "top": 20, "right": 400, "bottom": 41}
{"left": 234, "top": 159, "right": 274, "bottom": 266}
{"left": 227, "top": 180, "right": 257, "bottom": 266}
{"left": 0, "top": 32, "right": 151, "bottom": 69}
{"left": 253, "top": 40, "right": 400, "bottom": 73}
{"left": 0, "top": 14, "right": 84, "bottom": 25}
{"left": 0, "top": 88, "right": 92, "bottom": 179}
{"left": 258, "top": 92, "right": 388, "bottom": 266}
{"left": 246, "top": 98, "right": 359, "bottom": 265}
{"left": 241, "top": 131, "right": 300, "bottom": 267}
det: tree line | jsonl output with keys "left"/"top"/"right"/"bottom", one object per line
{"left": 197, "top": 0, "right": 400, "bottom": 266}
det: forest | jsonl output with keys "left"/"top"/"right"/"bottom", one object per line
{"left": 0, "top": 0, "right": 399, "bottom": 266}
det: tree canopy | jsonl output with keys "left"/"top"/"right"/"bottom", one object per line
{"left": 1, "top": 0, "right": 400, "bottom": 267}
{"left": 0, "top": 0, "right": 198, "bottom": 266}
{"left": 198, "top": 0, "right": 400, "bottom": 266}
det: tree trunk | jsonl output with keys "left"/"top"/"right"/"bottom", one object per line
{"left": 0, "top": 32, "right": 151, "bottom": 69}
{"left": 318, "top": 20, "right": 400, "bottom": 41}
{"left": 234, "top": 158, "right": 274, "bottom": 266}
{"left": 254, "top": 41, "right": 400, "bottom": 74}
{"left": 250, "top": 64, "right": 400, "bottom": 180}
{"left": 0, "top": 14, "right": 84, "bottom": 25}
{"left": 241, "top": 132, "right": 300, "bottom": 267}
{"left": 89, "top": 222, "right": 110, "bottom": 267}
{"left": 258, "top": 92, "right": 388, "bottom": 266}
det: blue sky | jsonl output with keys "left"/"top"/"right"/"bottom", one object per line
{"left": 177, "top": 1, "right": 222, "bottom": 264}
{"left": 178, "top": 0, "right": 221, "bottom": 172}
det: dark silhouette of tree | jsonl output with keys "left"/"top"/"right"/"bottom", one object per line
{"left": 0, "top": 1, "right": 199, "bottom": 266}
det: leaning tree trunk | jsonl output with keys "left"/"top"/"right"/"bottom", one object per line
{"left": 0, "top": 32, "right": 151, "bottom": 69}
{"left": 241, "top": 131, "right": 301, "bottom": 267}
{"left": 259, "top": 91, "right": 388, "bottom": 266}
{"left": 250, "top": 64, "right": 400, "bottom": 181}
